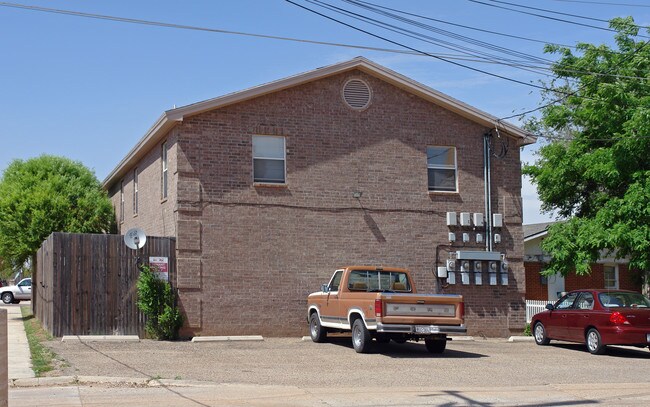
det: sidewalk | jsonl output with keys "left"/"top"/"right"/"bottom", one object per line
{"left": 3, "top": 304, "right": 34, "bottom": 380}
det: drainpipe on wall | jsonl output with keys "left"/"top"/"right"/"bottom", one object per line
{"left": 483, "top": 131, "right": 493, "bottom": 252}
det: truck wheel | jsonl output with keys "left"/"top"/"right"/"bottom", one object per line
{"left": 352, "top": 318, "right": 372, "bottom": 353}
{"left": 1, "top": 292, "right": 13, "bottom": 304}
{"left": 425, "top": 338, "right": 447, "bottom": 354}
{"left": 309, "top": 312, "right": 327, "bottom": 343}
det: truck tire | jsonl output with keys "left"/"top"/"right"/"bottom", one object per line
{"left": 352, "top": 318, "right": 372, "bottom": 353}
{"left": 425, "top": 338, "right": 447, "bottom": 354}
{"left": 309, "top": 312, "right": 327, "bottom": 343}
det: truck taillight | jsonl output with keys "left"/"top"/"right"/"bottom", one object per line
{"left": 459, "top": 302, "right": 464, "bottom": 318}
{"left": 375, "top": 299, "right": 383, "bottom": 317}
{"left": 609, "top": 311, "right": 630, "bottom": 325}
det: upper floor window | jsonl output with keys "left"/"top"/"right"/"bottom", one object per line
{"left": 427, "top": 146, "right": 457, "bottom": 192}
{"left": 604, "top": 265, "right": 619, "bottom": 289}
{"left": 133, "top": 168, "right": 139, "bottom": 215}
{"left": 119, "top": 180, "right": 125, "bottom": 223}
{"left": 253, "top": 135, "right": 285, "bottom": 184}
{"left": 161, "top": 142, "right": 168, "bottom": 199}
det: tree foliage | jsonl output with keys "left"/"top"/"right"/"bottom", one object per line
{"left": 524, "top": 17, "right": 650, "bottom": 276}
{"left": 0, "top": 155, "right": 116, "bottom": 268}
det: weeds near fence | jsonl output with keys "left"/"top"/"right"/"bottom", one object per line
{"left": 21, "top": 306, "right": 55, "bottom": 376}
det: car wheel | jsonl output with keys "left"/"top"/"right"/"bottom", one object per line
{"left": 586, "top": 328, "right": 606, "bottom": 355}
{"left": 533, "top": 322, "right": 551, "bottom": 346}
{"left": 425, "top": 338, "right": 447, "bottom": 354}
{"left": 1, "top": 292, "right": 13, "bottom": 304}
{"left": 309, "top": 312, "right": 327, "bottom": 343}
{"left": 351, "top": 318, "right": 372, "bottom": 353}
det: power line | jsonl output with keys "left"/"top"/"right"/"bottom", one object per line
{"left": 308, "top": 0, "right": 555, "bottom": 69}
{"left": 1, "top": 2, "right": 645, "bottom": 82}
{"left": 348, "top": 0, "right": 577, "bottom": 49}
{"left": 286, "top": 0, "right": 564, "bottom": 92}
{"left": 468, "top": 0, "right": 650, "bottom": 38}
{"left": 499, "top": 38, "right": 650, "bottom": 121}
{"left": 488, "top": 0, "right": 649, "bottom": 28}
{"left": 341, "top": 0, "right": 560, "bottom": 62}
{"left": 550, "top": 0, "right": 650, "bottom": 7}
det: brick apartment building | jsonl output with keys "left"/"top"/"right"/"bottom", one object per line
{"left": 103, "top": 57, "right": 536, "bottom": 337}
{"left": 524, "top": 222, "right": 643, "bottom": 301}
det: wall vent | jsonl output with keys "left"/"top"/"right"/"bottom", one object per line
{"left": 342, "top": 79, "right": 371, "bottom": 110}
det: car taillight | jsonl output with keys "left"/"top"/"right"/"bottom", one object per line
{"left": 609, "top": 311, "right": 630, "bottom": 325}
{"left": 375, "top": 299, "right": 383, "bottom": 317}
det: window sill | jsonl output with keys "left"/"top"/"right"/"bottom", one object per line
{"left": 254, "top": 182, "right": 288, "bottom": 189}
{"left": 133, "top": 213, "right": 138, "bottom": 218}
{"left": 428, "top": 190, "right": 458, "bottom": 195}
{"left": 160, "top": 198, "right": 168, "bottom": 204}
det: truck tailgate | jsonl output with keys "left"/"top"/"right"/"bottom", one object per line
{"left": 380, "top": 293, "right": 464, "bottom": 326}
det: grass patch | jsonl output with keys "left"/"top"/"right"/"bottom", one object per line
{"left": 20, "top": 306, "right": 56, "bottom": 376}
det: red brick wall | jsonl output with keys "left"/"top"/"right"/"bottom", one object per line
{"left": 525, "top": 262, "right": 642, "bottom": 301}
{"left": 111, "top": 68, "right": 527, "bottom": 337}
{"left": 524, "top": 262, "right": 547, "bottom": 300}
{"left": 108, "top": 129, "right": 178, "bottom": 237}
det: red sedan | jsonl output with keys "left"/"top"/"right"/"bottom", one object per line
{"left": 531, "top": 289, "right": 650, "bottom": 354}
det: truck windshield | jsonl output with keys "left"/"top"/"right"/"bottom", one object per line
{"left": 347, "top": 270, "right": 411, "bottom": 292}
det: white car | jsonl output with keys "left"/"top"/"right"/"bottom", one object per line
{"left": 0, "top": 278, "right": 32, "bottom": 304}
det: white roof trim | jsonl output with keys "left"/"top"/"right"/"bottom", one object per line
{"left": 103, "top": 56, "right": 536, "bottom": 188}
{"left": 524, "top": 230, "right": 548, "bottom": 243}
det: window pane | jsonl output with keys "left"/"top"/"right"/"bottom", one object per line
{"left": 428, "top": 168, "right": 456, "bottom": 191}
{"left": 427, "top": 147, "right": 454, "bottom": 167}
{"left": 254, "top": 159, "right": 285, "bottom": 183}
{"left": 253, "top": 136, "right": 284, "bottom": 159}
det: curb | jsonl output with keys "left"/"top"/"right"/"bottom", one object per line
{"left": 61, "top": 335, "right": 140, "bottom": 343}
{"left": 10, "top": 375, "right": 215, "bottom": 388}
{"left": 508, "top": 336, "right": 535, "bottom": 342}
{"left": 191, "top": 335, "right": 264, "bottom": 342}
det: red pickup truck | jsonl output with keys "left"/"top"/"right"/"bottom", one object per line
{"left": 307, "top": 266, "right": 466, "bottom": 353}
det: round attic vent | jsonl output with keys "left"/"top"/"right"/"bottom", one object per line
{"left": 342, "top": 79, "right": 371, "bottom": 110}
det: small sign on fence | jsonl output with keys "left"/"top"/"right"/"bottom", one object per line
{"left": 149, "top": 257, "right": 169, "bottom": 281}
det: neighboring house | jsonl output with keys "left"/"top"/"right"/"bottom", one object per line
{"left": 103, "top": 57, "right": 536, "bottom": 337}
{"left": 524, "top": 222, "right": 642, "bottom": 302}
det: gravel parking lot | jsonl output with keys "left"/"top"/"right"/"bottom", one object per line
{"left": 44, "top": 335, "right": 650, "bottom": 388}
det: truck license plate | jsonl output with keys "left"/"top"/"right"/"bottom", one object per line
{"left": 415, "top": 325, "right": 440, "bottom": 334}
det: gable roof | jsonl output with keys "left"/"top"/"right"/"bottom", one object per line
{"left": 523, "top": 221, "right": 558, "bottom": 242}
{"left": 103, "top": 56, "right": 536, "bottom": 188}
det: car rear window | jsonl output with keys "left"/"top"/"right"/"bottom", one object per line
{"left": 347, "top": 270, "right": 411, "bottom": 292}
{"left": 599, "top": 292, "right": 650, "bottom": 308}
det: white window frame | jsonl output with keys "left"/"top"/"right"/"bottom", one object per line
{"left": 119, "top": 180, "right": 125, "bottom": 223}
{"left": 133, "top": 168, "right": 139, "bottom": 216}
{"left": 161, "top": 142, "right": 168, "bottom": 200}
{"left": 427, "top": 146, "right": 458, "bottom": 192}
{"left": 603, "top": 264, "right": 619, "bottom": 289}
{"left": 252, "top": 135, "right": 286, "bottom": 184}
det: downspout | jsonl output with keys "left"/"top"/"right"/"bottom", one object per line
{"left": 483, "top": 132, "right": 493, "bottom": 252}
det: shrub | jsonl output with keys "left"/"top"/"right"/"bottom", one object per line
{"left": 137, "top": 265, "right": 183, "bottom": 340}
{"left": 523, "top": 323, "right": 532, "bottom": 336}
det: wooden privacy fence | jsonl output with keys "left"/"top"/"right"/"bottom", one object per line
{"left": 34, "top": 232, "right": 176, "bottom": 337}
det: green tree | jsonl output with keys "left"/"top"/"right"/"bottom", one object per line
{"left": 524, "top": 17, "right": 650, "bottom": 277}
{"left": 0, "top": 155, "right": 116, "bottom": 268}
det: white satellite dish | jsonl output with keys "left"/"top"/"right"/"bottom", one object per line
{"left": 124, "top": 228, "right": 147, "bottom": 250}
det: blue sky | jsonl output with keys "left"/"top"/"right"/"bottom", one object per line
{"left": 1, "top": 0, "right": 649, "bottom": 224}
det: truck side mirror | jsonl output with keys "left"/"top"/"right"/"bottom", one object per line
{"left": 321, "top": 284, "right": 329, "bottom": 293}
